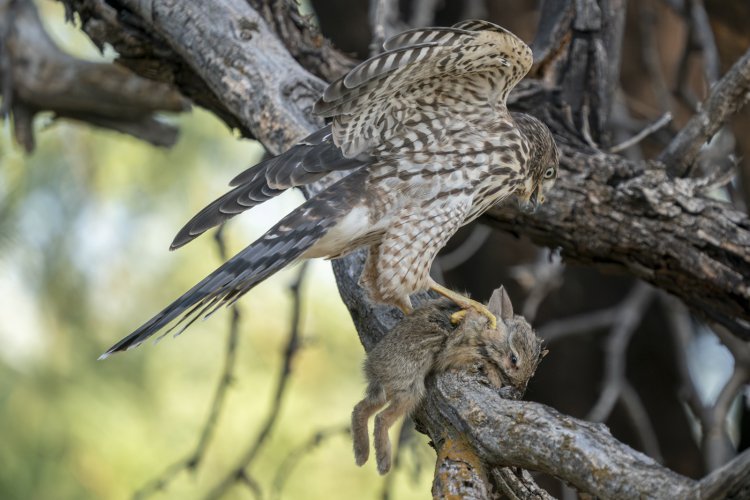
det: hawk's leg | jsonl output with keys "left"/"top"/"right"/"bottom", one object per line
{"left": 427, "top": 279, "right": 497, "bottom": 329}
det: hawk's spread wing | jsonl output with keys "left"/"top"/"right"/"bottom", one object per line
{"left": 171, "top": 19, "right": 532, "bottom": 249}
{"left": 314, "top": 19, "right": 533, "bottom": 157}
{"left": 170, "top": 125, "right": 370, "bottom": 249}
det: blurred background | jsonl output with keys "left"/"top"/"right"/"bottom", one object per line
{"left": 1, "top": 0, "right": 749, "bottom": 499}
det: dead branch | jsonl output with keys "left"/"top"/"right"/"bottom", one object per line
{"left": 418, "top": 369, "right": 750, "bottom": 499}
{"left": 205, "top": 262, "right": 308, "bottom": 500}
{"left": 609, "top": 112, "right": 672, "bottom": 153}
{"left": 134, "top": 227, "right": 242, "bottom": 499}
{"left": 659, "top": 45, "right": 750, "bottom": 176}
{"left": 0, "top": 0, "right": 186, "bottom": 152}
{"left": 270, "top": 425, "right": 351, "bottom": 500}
{"left": 587, "top": 283, "right": 655, "bottom": 422}
{"left": 247, "top": 0, "right": 355, "bottom": 83}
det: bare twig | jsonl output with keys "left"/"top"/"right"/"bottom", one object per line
{"left": 538, "top": 282, "right": 662, "bottom": 461}
{"left": 671, "top": 0, "right": 708, "bottom": 113}
{"left": 663, "top": 294, "right": 750, "bottom": 470}
{"left": 610, "top": 112, "right": 672, "bottom": 153}
{"left": 620, "top": 381, "right": 664, "bottom": 463}
{"left": 205, "top": 262, "right": 309, "bottom": 500}
{"left": 659, "top": 45, "right": 750, "bottom": 177}
{"left": 537, "top": 307, "right": 619, "bottom": 343}
{"left": 703, "top": 324, "right": 750, "bottom": 469}
{"left": 688, "top": 0, "right": 720, "bottom": 85}
{"left": 236, "top": 472, "right": 262, "bottom": 499}
{"left": 636, "top": 1, "right": 673, "bottom": 115}
{"left": 369, "top": 0, "right": 402, "bottom": 55}
{"left": 431, "top": 224, "right": 492, "bottom": 295}
{"left": 510, "top": 249, "right": 564, "bottom": 322}
{"left": 587, "top": 283, "right": 655, "bottom": 422}
{"left": 133, "top": 227, "right": 242, "bottom": 500}
{"left": 663, "top": 295, "right": 705, "bottom": 419}
{"left": 270, "top": 425, "right": 351, "bottom": 500}
{"left": 437, "top": 224, "right": 492, "bottom": 272}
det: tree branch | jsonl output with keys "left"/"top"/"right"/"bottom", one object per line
{"left": 489, "top": 93, "right": 750, "bottom": 338}
{"left": 659, "top": 45, "right": 750, "bottom": 177}
{"left": 1, "top": 0, "right": 187, "bottom": 151}
{"left": 247, "top": 0, "right": 355, "bottom": 83}
{"left": 205, "top": 262, "right": 308, "bottom": 500}
{"left": 133, "top": 227, "right": 242, "bottom": 499}
{"left": 418, "top": 369, "right": 750, "bottom": 498}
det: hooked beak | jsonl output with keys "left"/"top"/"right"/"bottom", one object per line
{"left": 520, "top": 187, "right": 543, "bottom": 213}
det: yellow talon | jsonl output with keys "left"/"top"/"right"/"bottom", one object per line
{"left": 450, "top": 309, "right": 467, "bottom": 325}
{"left": 428, "top": 280, "right": 497, "bottom": 329}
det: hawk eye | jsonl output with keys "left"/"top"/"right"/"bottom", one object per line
{"left": 544, "top": 167, "right": 556, "bottom": 179}
{"left": 510, "top": 354, "right": 518, "bottom": 366}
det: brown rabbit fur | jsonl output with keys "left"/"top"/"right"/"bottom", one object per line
{"left": 351, "top": 286, "right": 546, "bottom": 474}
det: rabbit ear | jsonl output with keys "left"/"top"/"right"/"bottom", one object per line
{"left": 488, "top": 286, "right": 514, "bottom": 321}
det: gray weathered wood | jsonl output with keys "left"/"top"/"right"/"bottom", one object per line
{"left": 0, "top": 0, "right": 187, "bottom": 151}
{"left": 659, "top": 46, "right": 750, "bottom": 177}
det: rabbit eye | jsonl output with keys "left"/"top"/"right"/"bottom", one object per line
{"left": 510, "top": 354, "right": 518, "bottom": 366}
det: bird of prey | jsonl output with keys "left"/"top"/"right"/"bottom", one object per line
{"left": 101, "top": 19, "right": 559, "bottom": 358}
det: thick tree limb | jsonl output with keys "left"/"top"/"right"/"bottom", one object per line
{"left": 418, "top": 369, "right": 750, "bottom": 499}
{"left": 113, "top": 0, "right": 326, "bottom": 153}
{"left": 247, "top": 0, "right": 355, "bottom": 83}
{"left": 532, "top": 0, "right": 626, "bottom": 144}
{"left": 0, "top": 0, "right": 186, "bottom": 151}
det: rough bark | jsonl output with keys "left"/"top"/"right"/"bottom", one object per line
{"left": 0, "top": 0, "right": 187, "bottom": 152}
{"left": 493, "top": 88, "right": 750, "bottom": 339}
{"left": 418, "top": 369, "right": 750, "bottom": 499}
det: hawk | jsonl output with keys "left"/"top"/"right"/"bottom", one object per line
{"left": 101, "top": 19, "right": 559, "bottom": 357}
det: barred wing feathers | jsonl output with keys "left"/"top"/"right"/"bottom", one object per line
{"left": 172, "top": 20, "right": 530, "bottom": 249}
{"left": 170, "top": 125, "right": 369, "bottom": 249}
{"left": 314, "top": 20, "right": 533, "bottom": 157}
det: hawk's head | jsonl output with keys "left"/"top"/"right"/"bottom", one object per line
{"left": 513, "top": 113, "right": 559, "bottom": 211}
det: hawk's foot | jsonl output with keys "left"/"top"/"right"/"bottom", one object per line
{"left": 449, "top": 303, "right": 497, "bottom": 329}
{"left": 428, "top": 280, "right": 497, "bottom": 329}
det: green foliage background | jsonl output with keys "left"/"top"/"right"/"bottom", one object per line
{"left": 0, "top": 4, "right": 432, "bottom": 498}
